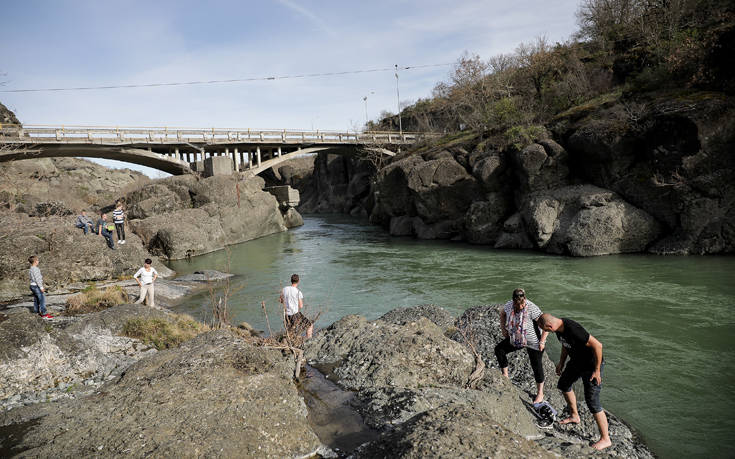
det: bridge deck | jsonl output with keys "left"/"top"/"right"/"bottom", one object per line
{"left": 0, "top": 125, "right": 436, "bottom": 147}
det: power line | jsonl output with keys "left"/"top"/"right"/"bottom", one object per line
{"left": 0, "top": 63, "right": 453, "bottom": 93}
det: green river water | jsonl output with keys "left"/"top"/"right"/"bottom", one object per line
{"left": 168, "top": 215, "right": 735, "bottom": 458}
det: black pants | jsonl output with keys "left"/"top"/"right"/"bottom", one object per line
{"left": 494, "top": 337, "right": 545, "bottom": 383}
{"left": 115, "top": 222, "right": 125, "bottom": 241}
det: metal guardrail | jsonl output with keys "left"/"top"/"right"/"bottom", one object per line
{"left": 0, "top": 124, "right": 440, "bottom": 145}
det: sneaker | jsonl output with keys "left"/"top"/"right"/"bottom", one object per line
{"left": 41, "top": 313, "right": 54, "bottom": 319}
{"left": 535, "top": 417, "right": 554, "bottom": 429}
{"left": 117, "top": 240, "right": 122, "bottom": 243}
{"left": 120, "top": 240, "right": 125, "bottom": 244}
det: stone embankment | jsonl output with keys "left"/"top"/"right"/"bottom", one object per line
{"left": 1, "top": 302, "right": 653, "bottom": 457}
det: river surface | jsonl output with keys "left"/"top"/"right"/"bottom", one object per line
{"left": 169, "top": 215, "right": 735, "bottom": 458}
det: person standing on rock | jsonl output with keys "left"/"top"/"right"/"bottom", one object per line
{"left": 75, "top": 210, "right": 93, "bottom": 235}
{"left": 494, "top": 288, "right": 548, "bottom": 403}
{"left": 133, "top": 258, "right": 158, "bottom": 307}
{"left": 28, "top": 255, "right": 53, "bottom": 319}
{"left": 538, "top": 313, "right": 611, "bottom": 451}
{"left": 279, "top": 274, "right": 313, "bottom": 339}
{"left": 96, "top": 213, "right": 115, "bottom": 250}
{"left": 112, "top": 201, "right": 126, "bottom": 245}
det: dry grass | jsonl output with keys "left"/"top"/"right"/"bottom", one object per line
{"left": 65, "top": 285, "right": 129, "bottom": 315}
{"left": 122, "top": 314, "right": 210, "bottom": 350}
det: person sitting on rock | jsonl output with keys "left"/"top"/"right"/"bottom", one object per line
{"left": 96, "top": 213, "right": 115, "bottom": 250}
{"left": 538, "top": 313, "right": 611, "bottom": 451}
{"left": 279, "top": 274, "right": 313, "bottom": 339}
{"left": 494, "top": 288, "right": 548, "bottom": 403}
{"left": 28, "top": 255, "right": 53, "bottom": 319}
{"left": 75, "top": 209, "right": 94, "bottom": 235}
{"left": 133, "top": 258, "right": 158, "bottom": 307}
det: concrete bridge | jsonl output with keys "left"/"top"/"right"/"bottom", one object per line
{"left": 0, "top": 124, "right": 438, "bottom": 175}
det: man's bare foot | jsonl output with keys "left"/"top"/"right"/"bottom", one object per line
{"left": 533, "top": 395, "right": 544, "bottom": 404}
{"left": 559, "top": 416, "right": 581, "bottom": 425}
{"left": 592, "top": 438, "right": 612, "bottom": 450}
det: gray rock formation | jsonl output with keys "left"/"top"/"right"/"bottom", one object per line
{"left": 518, "top": 185, "right": 661, "bottom": 256}
{"left": 0, "top": 304, "right": 166, "bottom": 410}
{"left": 559, "top": 93, "right": 735, "bottom": 254}
{"left": 126, "top": 174, "right": 287, "bottom": 259}
{"left": 352, "top": 404, "right": 554, "bottom": 458}
{"left": 1, "top": 329, "right": 322, "bottom": 458}
{"left": 0, "top": 213, "right": 174, "bottom": 302}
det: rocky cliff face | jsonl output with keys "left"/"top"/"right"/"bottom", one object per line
{"left": 125, "top": 174, "right": 289, "bottom": 260}
{"left": 291, "top": 91, "right": 735, "bottom": 256}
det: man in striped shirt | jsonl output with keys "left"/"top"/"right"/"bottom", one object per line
{"left": 28, "top": 255, "right": 53, "bottom": 318}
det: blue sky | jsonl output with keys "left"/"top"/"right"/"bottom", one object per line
{"left": 1, "top": 0, "right": 580, "bottom": 175}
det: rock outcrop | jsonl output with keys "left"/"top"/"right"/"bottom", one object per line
{"left": 290, "top": 92, "right": 734, "bottom": 256}
{"left": 0, "top": 213, "right": 174, "bottom": 302}
{"left": 557, "top": 92, "right": 735, "bottom": 254}
{"left": 0, "top": 304, "right": 166, "bottom": 410}
{"left": 1, "top": 329, "right": 322, "bottom": 458}
{"left": 125, "top": 174, "right": 289, "bottom": 259}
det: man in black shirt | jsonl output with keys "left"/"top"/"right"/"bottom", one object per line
{"left": 539, "top": 313, "right": 611, "bottom": 451}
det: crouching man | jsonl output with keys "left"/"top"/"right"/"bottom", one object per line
{"left": 538, "top": 313, "right": 611, "bottom": 451}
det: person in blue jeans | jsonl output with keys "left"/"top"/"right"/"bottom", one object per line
{"left": 28, "top": 255, "right": 52, "bottom": 319}
{"left": 96, "top": 213, "right": 116, "bottom": 249}
{"left": 539, "top": 313, "right": 610, "bottom": 451}
{"left": 75, "top": 210, "right": 93, "bottom": 235}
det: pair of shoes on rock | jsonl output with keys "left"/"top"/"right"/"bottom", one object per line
{"left": 120, "top": 240, "right": 125, "bottom": 244}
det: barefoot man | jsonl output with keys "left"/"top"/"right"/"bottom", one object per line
{"left": 538, "top": 313, "right": 611, "bottom": 450}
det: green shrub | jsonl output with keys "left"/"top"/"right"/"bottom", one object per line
{"left": 503, "top": 125, "right": 547, "bottom": 150}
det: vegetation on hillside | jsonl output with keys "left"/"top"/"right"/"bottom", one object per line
{"left": 371, "top": 0, "right": 734, "bottom": 144}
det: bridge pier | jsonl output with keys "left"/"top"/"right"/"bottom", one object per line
{"left": 233, "top": 147, "right": 240, "bottom": 171}
{"left": 256, "top": 146, "right": 261, "bottom": 167}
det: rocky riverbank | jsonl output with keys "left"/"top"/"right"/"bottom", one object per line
{"left": 276, "top": 91, "right": 734, "bottom": 256}
{"left": 1, "top": 301, "right": 653, "bottom": 457}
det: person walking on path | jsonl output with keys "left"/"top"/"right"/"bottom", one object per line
{"left": 134, "top": 258, "right": 158, "bottom": 307}
{"left": 28, "top": 255, "right": 52, "bottom": 319}
{"left": 494, "top": 288, "right": 549, "bottom": 403}
{"left": 75, "top": 210, "right": 93, "bottom": 235}
{"left": 538, "top": 313, "right": 611, "bottom": 451}
{"left": 112, "top": 201, "right": 126, "bottom": 244}
{"left": 279, "top": 274, "right": 313, "bottom": 339}
{"left": 96, "top": 213, "right": 115, "bottom": 249}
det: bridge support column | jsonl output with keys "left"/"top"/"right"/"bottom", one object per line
{"left": 248, "top": 151, "right": 253, "bottom": 169}
{"left": 175, "top": 148, "right": 180, "bottom": 161}
{"left": 233, "top": 148, "right": 240, "bottom": 171}
{"left": 277, "top": 146, "right": 282, "bottom": 157}
{"left": 256, "top": 146, "right": 261, "bottom": 167}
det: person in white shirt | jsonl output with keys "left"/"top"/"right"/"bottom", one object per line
{"left": 279, "top": 274, "right": 313, "bottom": 339}
{"left": 133, "top": 258, "right": 158, "bottom": 307}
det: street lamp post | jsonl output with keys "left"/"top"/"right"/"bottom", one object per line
{"left": 395, "top": 64, "right": 403, "bottom": 136}
{"left": 363, "top": 91, "right": 374, "bottom": 129}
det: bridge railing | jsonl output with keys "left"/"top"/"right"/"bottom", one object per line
{"left": 0, "top": 124, "right": 441, "bottom": 145}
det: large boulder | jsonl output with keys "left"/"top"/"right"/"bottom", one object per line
{"left": 305, "top": 315, "right": 474, "bottom": 391}
{"left": 520, "top": 185, "right": 661, "bottom": 256}
{"left": 353, "top": 404, "right": 553, "bottom": 459}
{"left": 0, "top": 329, "right": 323, "bottom": 457}
{"left": 560, "top": 93, "right": 735, "bottom": 254}
{"left": 125, "top": 174, "right": 287, "bottom": 259}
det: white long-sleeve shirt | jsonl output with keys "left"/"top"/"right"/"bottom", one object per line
{"left": 134, "top": 267, "right": 158, "bottom": 285}
{"left": 29, "top": 266, "right": 43, "bottom": 289}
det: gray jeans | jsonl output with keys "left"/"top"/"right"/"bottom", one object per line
{"left": 135, "top": 283, "right": 154, "bottom": 307}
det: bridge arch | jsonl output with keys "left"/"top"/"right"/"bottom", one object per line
{"left": 0, "top": 144, "right": 193, "bottom": 175}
